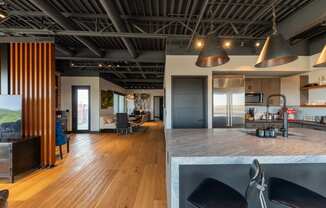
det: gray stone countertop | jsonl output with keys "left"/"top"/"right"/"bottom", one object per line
{"left": 165, "top": 128, "right": 326, "bottom": 158}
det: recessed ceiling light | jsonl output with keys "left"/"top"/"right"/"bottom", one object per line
{"left": 255, "top": 42, "right": 261, "bottom": 47}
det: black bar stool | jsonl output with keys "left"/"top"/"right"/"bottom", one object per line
{"left": 187, "top": 159, "right": 267, "bottom": 208}
{"left": 269, "top": 177, "right": 326, "bottom": 208}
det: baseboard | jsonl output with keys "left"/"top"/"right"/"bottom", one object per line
{"left": 100, "top": 129, "right": 116, "bottom": 133}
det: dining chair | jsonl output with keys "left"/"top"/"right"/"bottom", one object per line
{"left": 116, "top": 113, "right": 129, "bottom": 135}
{"left": 0, "top": 189, "right": 8, "bottom": 208}
{"left": 55, "top": 120, "right": 70, "bottom": 159}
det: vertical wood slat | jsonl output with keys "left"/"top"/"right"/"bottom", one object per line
{"left": 9, "top": 42, "right": 56, "bottom": 167}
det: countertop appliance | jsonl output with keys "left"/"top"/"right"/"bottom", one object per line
{"left": 245, "top": 92, "right": 264, "bottom": 104}
{"left": 213, "top": 75, "right": 245, "bottom": 128}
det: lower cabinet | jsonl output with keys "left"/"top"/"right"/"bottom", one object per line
{"left": 0, "top": 136, "right": 41, "bottom": 182}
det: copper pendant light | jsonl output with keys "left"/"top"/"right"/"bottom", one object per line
{"left": 255, "top": 6, "right": 297, "bottom": 68}
{"left": 314, "top": 45, "right": 326, "bottom": 67}
{"left": 196, "top": 34, "right": 230, "bottom": 67}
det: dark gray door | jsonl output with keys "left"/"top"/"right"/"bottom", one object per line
{"left": 172, "top": 77, "right": 207, "bottom": 128}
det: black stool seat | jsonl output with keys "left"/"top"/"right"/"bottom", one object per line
{"left": 187, "top": 178, "right": 247, "bottom": 208}
{"left": 269, "top": 177, "right": 326, "bottom": 208}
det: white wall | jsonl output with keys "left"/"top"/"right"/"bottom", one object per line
{"left": 60, "top": 76, "right": 100, "bottom": 131}
{"left": 279, "top": 52, "right": 326, "bottom": 107}
{"left": 165, "top": 55, "right": 311, "bottom": 129}
{"left": 127, "top": 89, "right": 164, "bottom": 120}
{"left": 307, "top": 53, "right": 326, "bottom": 103}
{"left": 280, "top": 75, "right": 301, "bottom": 106}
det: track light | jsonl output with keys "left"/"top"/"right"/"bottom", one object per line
{"left": 0, "top": 9, "right": 8, "bottom": 23}
{"left": 224, "top": 41, "right": 231, "bottom": 48}
{"left": 195, "top": 39, "right": 204, "bottom": 49}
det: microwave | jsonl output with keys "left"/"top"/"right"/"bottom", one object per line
{"left": 245, "top": 93, "right": 264, "bottom": 104}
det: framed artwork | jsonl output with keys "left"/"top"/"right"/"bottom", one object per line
{"left": 101, "top": 90, "right": 113, "bottom": 109}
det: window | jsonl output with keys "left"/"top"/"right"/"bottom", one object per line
{"left": 113, "top": 93, "right": 125, "bottom": 113}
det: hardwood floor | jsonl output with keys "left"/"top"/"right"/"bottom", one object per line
{"left": 0, "top": 122, "right": 166, "bottom": 208}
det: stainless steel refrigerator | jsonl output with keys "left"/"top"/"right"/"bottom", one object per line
{"left": 213, "top": 75, "right": 245, "bottom": 128}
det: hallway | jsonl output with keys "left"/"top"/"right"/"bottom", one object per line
{"left": 0, "top": 122, "right": 166, "bottom": 208}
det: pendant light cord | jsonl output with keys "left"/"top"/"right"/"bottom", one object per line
{"left": 272, "top": 5, "right": 277, "bottom": 34}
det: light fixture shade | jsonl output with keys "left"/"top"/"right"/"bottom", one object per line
{"left": 314, "top": 45, "right": 326, "bottom": 67}
{"left": 255, "top": 33, "right": 297, "bottom": 68}
{"left": 0, "top": 9, "right": 8, "bottom": 23}
{"left": 196, "top": 34, "right": 229, "bottom": 67}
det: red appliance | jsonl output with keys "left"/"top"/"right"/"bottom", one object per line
{"left": 287, "top": 108, "right": 297, "bottom": 121}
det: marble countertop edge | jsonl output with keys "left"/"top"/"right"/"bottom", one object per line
{"left": 170, "top": 155, "right": 326, "bottom": 164}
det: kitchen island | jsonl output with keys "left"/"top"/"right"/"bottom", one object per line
{"left": 165, "top": 128, "right": 326, "bottom": 208}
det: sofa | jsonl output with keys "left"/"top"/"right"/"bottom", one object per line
{"left": 100, "top": 115, "right": 116, "bottom": 130}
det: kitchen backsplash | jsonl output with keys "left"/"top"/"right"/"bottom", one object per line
{"left": 246, "top": 105, "right": 326, "bottom": 121}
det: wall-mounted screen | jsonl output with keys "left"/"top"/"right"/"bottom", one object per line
{"left": 0, "top": 95, "right": 22, "bottom": 138}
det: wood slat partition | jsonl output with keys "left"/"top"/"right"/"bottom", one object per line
{"left": 9, "top": 42, "right": 56, "bottom": 167}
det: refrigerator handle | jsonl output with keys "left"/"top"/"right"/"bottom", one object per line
{"left": 230, "top": 94, "right": 233, "bottom": 127}
{"left": 227, "top": 94, "right": 231, "bottom": 127}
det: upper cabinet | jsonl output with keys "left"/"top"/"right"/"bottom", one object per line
{"left": 245, "top": 78, "right": 262, "bottom": 93}
{"left": 261, "top": 78, "right": 280, "bottom": 106}
{"left": 245, "top": 78, "right": 280, "bottom": 106}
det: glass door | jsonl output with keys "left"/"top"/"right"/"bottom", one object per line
{"left": 72, "top": 86, "right": 90, "bottom": 132}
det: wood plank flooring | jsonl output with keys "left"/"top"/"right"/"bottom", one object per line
{"left": 0, "top": 122, "right": 166, "bottom": 208}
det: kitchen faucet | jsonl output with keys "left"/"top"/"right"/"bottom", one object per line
{"left": 266, "top": 94, "right": 288, "bottom": 137}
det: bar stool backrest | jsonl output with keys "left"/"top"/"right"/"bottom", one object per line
{"left": 246, "top": 159, "right": 267, "bottom": 208}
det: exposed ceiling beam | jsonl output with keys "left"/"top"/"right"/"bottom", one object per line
{"left": 28, "top": 0, "right": 102, "bottom": 57}
{"left": 7, "top": 11, "right": 270, "bottom": 25}
{"left": 99, "top": 0, "right": 137, "bottom": 58}
{"left": 71, "top": 65, "right": 164, "bottom": 69}
{"left": 116, "top": 79, "right": 163, "bottom": 83}
{"left": 242, "top": 0, "right": 281, "bottom": 35}
{"left": 55, "top": 45, "right": 74, "bottom": 56}
{"left": 278, "top": 0, "right": 326, "bottom": 39}
{"left": 100, "top": 71, "right": 163, "bottom": 74}
{"left": 0, "top": 28, "right": 265, "bottom": 40}
{"left": 57, "top": 50, "right": 165, "bottom": 63}
{"left": 69, "top": 69, "right": 163, "bottom": 74}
